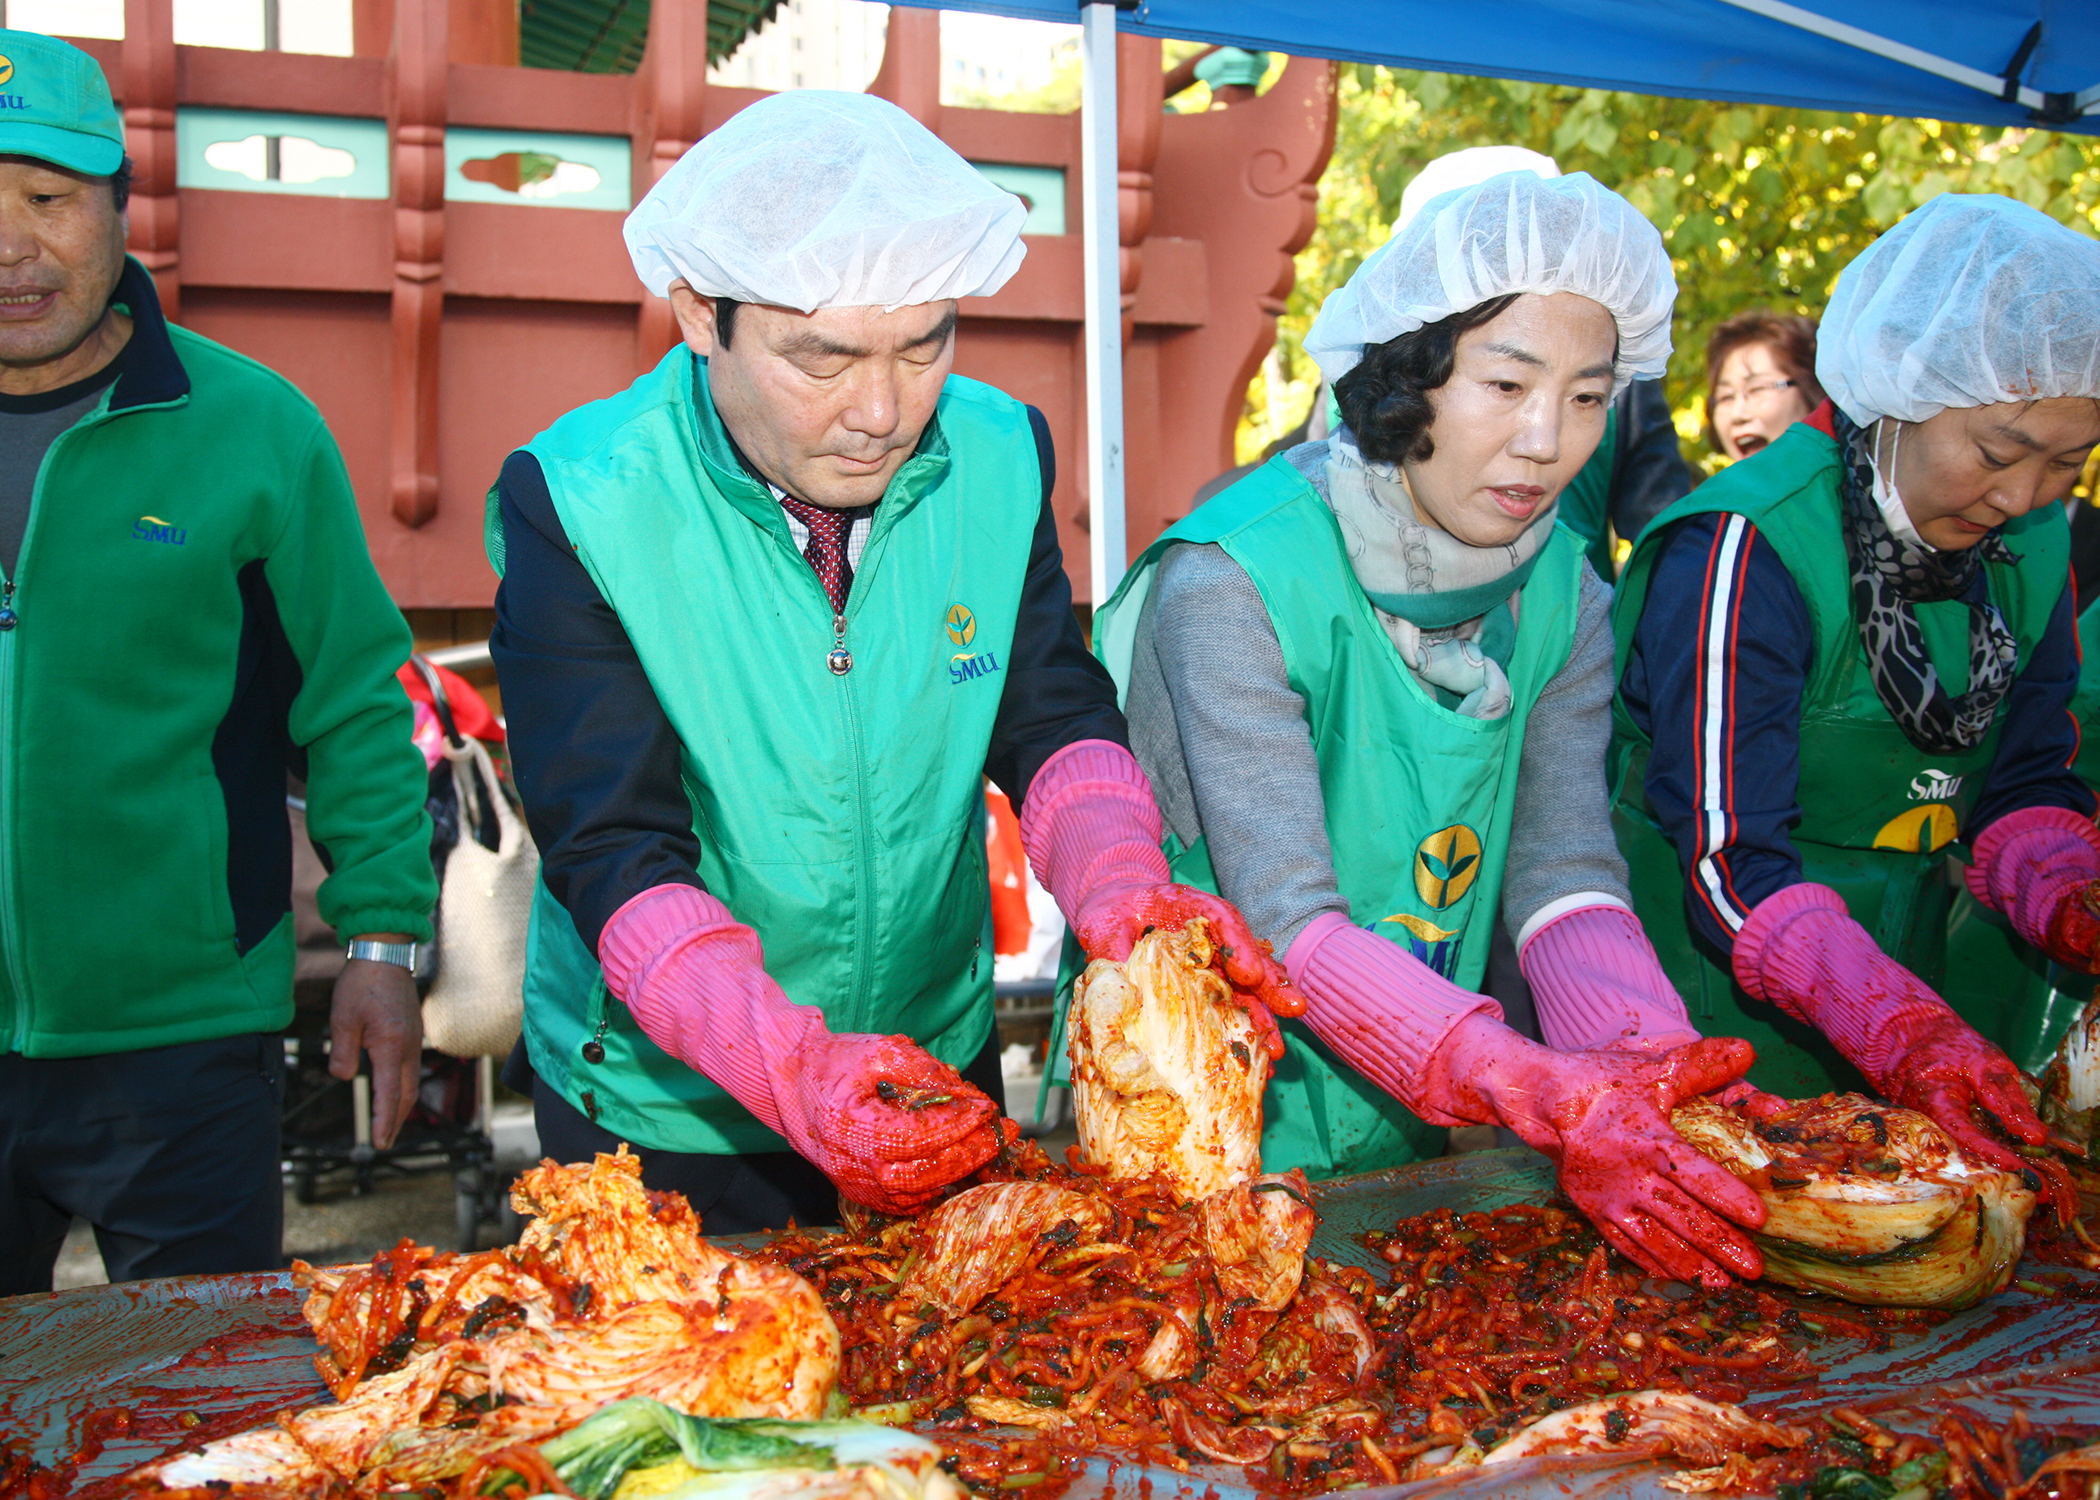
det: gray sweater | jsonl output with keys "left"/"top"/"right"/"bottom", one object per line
{"left": 1125, "top": 442, "right": 1631, "bottom": 963}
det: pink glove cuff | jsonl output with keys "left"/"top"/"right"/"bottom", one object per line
{"left": 1285, "top": 911, "right": 1500, "bottom": 1127}
{"left": 1018, "top": 739, "right": 1171, "bottom": 918}
{"left": 1518, "top": 903, "right": 1698, "bottom": 1053}
{"left": 595, "top": 881, "right": 819, "bottom": 1136}
{"left": 1730, "top": 881, "right": 1945, "bottom": 1089}
{"left": 1964, "top": 805, "right": 2100, "bottom": 949}
{"left": 599, "top": 882, "right": 738, "bottom": 1000}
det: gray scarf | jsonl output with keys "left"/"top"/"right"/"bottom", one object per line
{"left": 1322, "top": 430, "right": 1556, "bottom": 720}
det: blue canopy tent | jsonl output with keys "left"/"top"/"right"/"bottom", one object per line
{"left": 940, "top": 0, "right": 2098, "bottom": 597}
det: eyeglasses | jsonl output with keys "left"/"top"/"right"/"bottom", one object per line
{"left": 1711, "top": 378, "right": 1797, "bottom": 414}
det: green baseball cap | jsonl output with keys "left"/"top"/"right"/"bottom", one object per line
{"left": 0, "top": 29, "right": 125, "bottom": 177}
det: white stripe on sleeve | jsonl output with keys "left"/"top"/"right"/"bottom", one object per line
{"left": 1695, "top": 515, "right": 1753, "bottom": 933}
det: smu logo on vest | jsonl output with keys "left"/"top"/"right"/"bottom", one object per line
{"left": 1910, "top": 767, "right": 1964, "bottom": 802}
{"left": 1374, "top": 825, "right": 1483, "bottom": 979}
{"left": 1382, "top": 911, "right": 1461, "bottom": 979}
{"left": 1874, "top": 803, "right": 1959, "bottom": 853}
{"left": 945, "top": 601, "right": 1003, "bottom": 686}
{"left": 1413, "top": 824, "right": 1482, "bottom": 908}
{"left": 132, "top": 515, "right": 187, "bottom": 546}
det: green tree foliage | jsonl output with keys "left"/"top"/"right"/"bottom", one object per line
{"left": 1259, "top": 68, "right": 2100, "bottom": 467}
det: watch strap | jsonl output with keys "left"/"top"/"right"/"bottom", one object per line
{"left": 347, "top": 938, "right": 418, "bottom": 970}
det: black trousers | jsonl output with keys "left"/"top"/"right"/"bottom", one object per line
{"left": 512, "top": 1031, "right": 1008, "bottom": 1236}
{"left": 0, "top": 1033, "right": 285, "bottom": 1296}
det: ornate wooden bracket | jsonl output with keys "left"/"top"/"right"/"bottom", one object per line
{"left": 122, "top": 0, "right": 180, "bottom": 321}
{"left": 1116, "top": 34, "right": 1162, "bottom": 345}
{"left": 388, "top": 0, "right": 446, "bottom": 528}
{"left": 631, "top": 0, "right": 710, "bottom": 372}
{"left": 865, "top": 8, "right": 941, "bottom": 130}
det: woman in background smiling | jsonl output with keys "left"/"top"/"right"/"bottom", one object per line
{"left": 1703, "top": 309, "right": 1824, "bottom": 462}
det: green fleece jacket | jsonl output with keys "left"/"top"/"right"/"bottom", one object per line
{"left": 3, "top": 259, "right": 435, "bottom": 1058}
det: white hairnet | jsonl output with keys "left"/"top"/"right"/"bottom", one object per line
{"left": 1816, "top": 193, "right": 2100, "bottom": 425}
{"left": 1395, "top": 146, "right": 1560, "bottom": 233}
{"left": 624, "top": 91, "right": 1027, "bottom": 311}
{"left": 1304, "top": 171, "right": 1675, "bottom": 395}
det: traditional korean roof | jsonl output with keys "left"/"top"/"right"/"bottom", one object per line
{"left": 519, "top": 0, "right": 784, "bottom": 74}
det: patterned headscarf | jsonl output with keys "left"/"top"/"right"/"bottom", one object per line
{"left": 1831, "top": 407, "right": 2020, "bottom": 754}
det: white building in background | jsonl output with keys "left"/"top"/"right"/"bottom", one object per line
{"left": 706, "top": 0, "right": 889, "bottom": 93}
{"left": 17, "top": 0, "right": 353, "bottom": 49}
{"left": 710, "top": 1, "right": 1077, "bottom": 105}
{"left": 26, "top": 0, "right": 1077, "bottom": 110}
{"left": 938, "top": 10, "right": 1075, "bottom": 102}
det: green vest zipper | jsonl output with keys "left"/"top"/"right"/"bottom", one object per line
{"left": 507, "top": 352, "right": 1038, "bottom": 1155}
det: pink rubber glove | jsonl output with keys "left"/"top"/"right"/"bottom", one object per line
{"left": 1966, "top": 804, "right": 2100, "bottom": 973}
{"left": 599, "top": 884, "right": 1003, "bottom": 1214}
{"left": 1519, "top": 902, "right": 1700, "bottom": 1053}
{"left": 1019, "top": 739, "right": 1300, "bottom": 1035}
{"left": 1732, "top": 881, "right": 2048, "bottom": 1174}
{"left": 1286, "top": 913, "right": 1766, "bottom": 1288}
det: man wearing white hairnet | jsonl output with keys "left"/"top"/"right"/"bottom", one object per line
{"left": 1613, "top": 194, "right": 2100, "bottom": 1183}
{"left": 488, "top": 92, "right": 1291, "bottom": 1231}
{"left": 1089, "top": 170, "right": 1775, "bottom": 1289}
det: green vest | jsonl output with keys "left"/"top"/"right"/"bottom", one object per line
{"left": 1608, "top": 421, "right": 2068, "bottom": 1095}
{"left": 1940, "top": 597, "right": 2100, "bottom": 1071}
{"left": 502, "top": 352, "right": 1040, "bottom": 1154}
{"left": 1053, "top": 455, "right": 1584, "bottom": 1180}
{"left": 1556, "top": 402, "right": 1621, "bottom": 581}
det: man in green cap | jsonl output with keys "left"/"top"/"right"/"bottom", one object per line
{"left": 0, "top": 30, "right": 438, "bottom": 1292}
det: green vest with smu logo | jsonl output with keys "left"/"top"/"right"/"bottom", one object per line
{"left": 1608, "top": 420, "right": 2067, "bottom": 1096}
{"left": 1059, "top": 455, "right": 1584, "bottom": 1181}
{"left": 1940, "top": 596, "right": 2100, "bottom": 1073}
{"left": 504, "top": 351, "right": 1038, "bottom": 1154}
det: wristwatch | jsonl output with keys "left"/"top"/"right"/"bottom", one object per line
{"left": 347, "top": 938, "right": 419, "bottom": 970}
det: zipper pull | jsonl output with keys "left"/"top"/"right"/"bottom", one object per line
{"left": 827, "top": 611, "right": 853, "bottom": 675}
{"left": 0, "top": 581, "right": 19, "bottom": 631}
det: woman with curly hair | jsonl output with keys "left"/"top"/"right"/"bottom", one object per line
{"left": 1085, "top": 171, "right": 1772, "bottom": 1290}
{"left": 1611, "top": 195, "right": 2100, "bottom": 1175}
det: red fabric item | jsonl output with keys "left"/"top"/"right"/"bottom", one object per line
{"left": 1966, "top": 804, "right": 2100, "bottom": 971}
{"left": 598, "top": 883, "right": 1003, "bottom": 1212}
{"left": 1017, "top": 739, "right": 1298, "bottom": 1021}
{"left": 1519, "top": 903, "right": 1699, "bottom": 1053}
{"left": 1802, "top": 398, "right": 1837, "bottom": 437}
{"left": 398, "top": 660, "right": 505, "bottom": 743}
{"left": 1426, "top": 1014, "right": 1767, "bottom": 1289}
{"left": 1284, "top": 911, "right": 1498, "bottom": 1120}
{"left": 1731, "top": 881, "right": 2048, "bottom": 1173}
{"left": 777, "top": 495, "right": 856, "bottom": 613}
{"left": 986, "top": 789, "right": 1032, "bottom": 957}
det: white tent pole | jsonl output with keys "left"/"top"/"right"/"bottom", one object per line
{"left": 1709, "top": 0, "right": 2093, "bottom": 117}
{"left": 1079, "top": 0, "right": 1126, "bottom": 606}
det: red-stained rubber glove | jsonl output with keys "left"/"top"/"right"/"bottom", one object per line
{"left": 599, "top": 884, "right": 1002, "bottom": 1214}
{"left": 1283, "top": 912, "right": 1765, "bottom": 1288}
{"left": 1732, "top": 881, "right": 2048, "bottom": 1174}
{"left": 1019, "top": 740, "right": 1301, "bottom": 1039}
{"left": 1966, "top": 804, "right": 2100, "bottom": 973}
{"left": 1430, "top": 1019, "right": 1767, "bottom": 1290}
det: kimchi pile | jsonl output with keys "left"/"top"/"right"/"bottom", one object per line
{"left": 752, "top": 923, "right": 1880, "bottom": 1493}
{"left": 126, "top": 1150, "right": 844, "bottom": 1499}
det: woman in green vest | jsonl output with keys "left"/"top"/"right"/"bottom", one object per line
{"left": 1611, "top": 194, "right": 2100, "bottom": 1179}
{"left": 1095, "top": 170, "right": 1771, "bottom": 1290}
